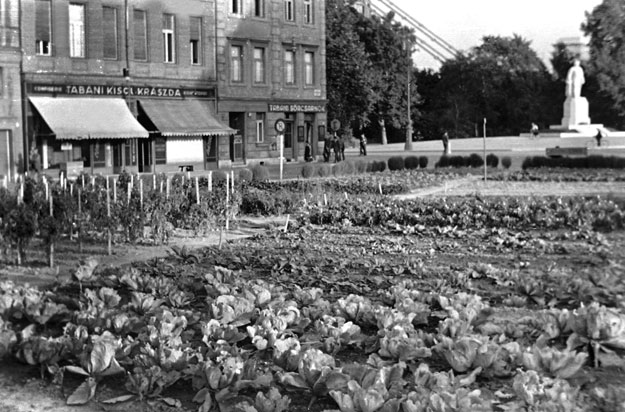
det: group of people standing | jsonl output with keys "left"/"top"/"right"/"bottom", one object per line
{"left": 323, "top": 134, "right": 346, "bottom": 162}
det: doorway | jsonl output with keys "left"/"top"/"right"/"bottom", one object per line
{"left": 138, "top": 139, "right": 152, "bottom": 173}
{"left": 228, "top": 113, "right": 245, "bottom": 162}
{"left": 284, "top": 113, "right": 294, "bottom": 160}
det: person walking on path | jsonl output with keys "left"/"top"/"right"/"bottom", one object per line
{"left": 332, "top": 134, "right": 341, "bottom": 162}
{"left": 359, "top": 133, "right": 367, "bottom": 156}
{"left": 531, "top": 123, "right": 539, "bottom": 139}
{"left": 441, "top": 131, "right": 451, "bottom": 155}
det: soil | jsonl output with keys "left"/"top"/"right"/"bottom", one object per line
{"left": 1, "top": 178, "right": 625, "bottom": 412}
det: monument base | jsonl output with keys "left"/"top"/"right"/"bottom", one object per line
{"left": 560, "top": 96, "right": 591, "bottom": 127}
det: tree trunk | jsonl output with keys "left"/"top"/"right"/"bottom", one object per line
{"left": 379, "top": 118, "right": 388, "bottom": 145}
{"left": 48, "top": 242, "right": 54, "bottom": 268}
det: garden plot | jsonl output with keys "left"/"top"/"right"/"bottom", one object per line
{"left": 2, "top": 190, "right": 625, "bottom": 412}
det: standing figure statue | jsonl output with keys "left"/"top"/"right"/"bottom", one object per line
{"left": 565, "top": 59, "right": 585, "bottom": 98}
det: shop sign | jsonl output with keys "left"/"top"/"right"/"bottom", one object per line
{"left": 28, "top": 83, "right": 215, "bottom": 99}
{"left": 268, "top": 103, "right": 326, "bottom": 113}
{"left": 61, "top": 143, "right": 73, "bottom": 151}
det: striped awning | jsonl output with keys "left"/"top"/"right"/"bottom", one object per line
{"left": 139, "top": 99, "right": 236, "bottom": 137}
{"left": 29, "top": 96, "right": 149, "bottom": 140}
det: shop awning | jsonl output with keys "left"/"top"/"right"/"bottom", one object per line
{"left": 29, "top": 96, "right": 149, "bottom": 140}
{"left": 139, "top": 99, "right": 236, "bottom": 137}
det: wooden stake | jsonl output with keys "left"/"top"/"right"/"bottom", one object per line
{"left": 127, "top": 182, "right": 132, "bottom": 204}
{"left": 106, "top": 188, "right": 112, "bottom": 256}
{"left": 208, "top": 172, "right": 212, "bottom": 192}
{"left": 195, "top": 177, "right": 200, "bottom": 205}
{"left": 113, "top": 178, "right": 117, "bottom": 202}
{"left": 139, "top": 179, "right": 143, "bottom": 208}
{"left": 284, "top": 215, "right": 290, "bottom": 232}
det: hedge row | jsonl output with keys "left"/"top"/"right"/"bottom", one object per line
{"left": 522, "top": 155, "right": 625, "bottom": 170}
{"left": 435, "top": 153, "right": 511, "bottom": 169}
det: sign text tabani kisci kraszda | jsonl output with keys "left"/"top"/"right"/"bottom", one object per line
{"left": 27, "top": 83, "right": 217, "bottom": 98}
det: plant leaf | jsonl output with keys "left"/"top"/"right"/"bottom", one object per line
{"left": 65, "top": 365, "right": 89, "bottom": 376}
{"left": 101, "top": 394, "right": 135, "bottom": 404}
{"left": 66, "top": 377, "right": 97, "bottom": 405}
{"left": 279, "top": 372, "right": 309, "bottom": 389}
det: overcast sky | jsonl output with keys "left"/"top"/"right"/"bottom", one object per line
{"left": 386, "top": 0, "right": 603, "bottom": 70}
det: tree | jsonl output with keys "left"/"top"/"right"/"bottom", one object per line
{"left": 325, "top": 0, "right": 374, "bottom": 134}
{"left": 325, "top": 1, "right": 419, "bottom": 143}
{"left": 419, "top": 35, "right": 554, "bottom": 137}
{"left": 582, "top": 0, "right": 625, "bottom": 125}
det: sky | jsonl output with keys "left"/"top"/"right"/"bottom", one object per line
{"left": 386, "top": 0, "right": 604, "bottom": 70}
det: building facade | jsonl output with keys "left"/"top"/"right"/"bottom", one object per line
{"left": 21, "top": 0, "right": 240, "bottom": 176}
{"left": 13, "top": 0, "right": 327, "bottom": 177}
{"left": 0, "top": 0, "right": 22, "bottom": 180}
{"left": 214, "top": 0, "right": 327, "bottom": 164}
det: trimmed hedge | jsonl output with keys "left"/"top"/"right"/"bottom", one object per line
{"left": 486, "top": 154, "right": 499, "bottom": 168}
{"left": 388, "top": 156, "right": 405, "bottom": 171}
{"left": 238, "top": 168, "right": 253, "bottom": 182}
{"left": 251, "top": 164, "right": 270, "bottom": 181}
{"left": 419, "top": 156, "right": 429, "bottom": 169}
{"left": 468, "top": 153, "right": 484, "bottom": 168}
{"left": 502, "top": 156, "right": 512, "bottom": 169}
{"left": 301, "top": 164, "right": 315, "bottom": 179}
{"left": 405, "top": 156, "right": 420, "bottom": 170}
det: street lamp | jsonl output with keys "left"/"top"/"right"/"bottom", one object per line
{"left": 404, "top": 35, "right": 413, "bottom": 151}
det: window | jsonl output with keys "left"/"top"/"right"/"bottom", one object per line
{"left": 162, "top": 14, "right": 175, "bottom": 63}
{"left": 253, "top": 47, "right": 265, "bottom": 84}
{"left": 255, "top": 113, "right": 265, "bottom": 143}
{"left": 0, "top": 0, "right": 19, "bottom": 48}
{"left": 102, "top": 7, "right": 118, "bottom": 59}
{"left": 254, "top": 0, "right": 264, "bottom": 17}
{"left": 133, "top": 10, "right": 147, "bottom": 61}
{"left": 231, "top": 0, "right": 242, "bottom": 15}
{"left": 304, "top": 51, "right": 314, "bottom": 85}
{"left": 304, "top": 0, "right": 313, "bottom": 24}
{"left": 69, "top": 3, "right": 85, "bottom": 58}
{"left": 284, "top": 0, "right": 294, "bottom": 21}
{"left": 190, "top": 17, "right": 201, "bottom": 65}
{"left": 35, "top": 0, "right": 51, "bottom": 55}
{"left": 230, "top": 45, "right": 243, "bottom": 82}
{"left": 284, "top": 49, "right": 295, "bottom": 85}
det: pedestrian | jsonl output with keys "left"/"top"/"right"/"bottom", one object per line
{"left": 359, "top": 133, "right": 367, "bottom": 156}
{"left": 531, "top": 123, "right": 539, "bottom": 139}
{"left": 595, "top": 128, "right": 606, "bottom": 147}
{"left": 29, "top": 145, "right": 41, "bottom": 173}
{"left": 304, "top": 140, "right": 313, "bottom": 162}
{"left": 441, "top": 131, "right": 450, "bottom": 155}
{"left": 323, "top": 136, "right": 332, "bottom": 162}
{"left": 333, "top": 134, "right": 341, "bottom": 162}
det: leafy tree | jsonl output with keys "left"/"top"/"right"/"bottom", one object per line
{"left": 418, "top": 35, "right": 554, "bottom": 137}
{"left": 582, "top": 0, "right": 625, "bottom": 126}
{"left": 325, "top": 0, "right": 374, "bottom": 136}
{"left": 325, "top": 1, "right": 419, "bottom": 143}
{"left": 354, "top": 13, "right": 418, "bottom": 144}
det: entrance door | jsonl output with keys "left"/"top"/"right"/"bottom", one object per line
{"left": 113, "top": 142, "right": 123, "bottom": 173}
{"left": 284, "top": 113, "right": 294, "bottom": 160}
{"left": 0, "top": 130, "right": 12, "bottom": 180}
{"left": 138, "top": 139, "right": 152, "bottom": 173}
{"left": 228, "top": 113, "right": 245, "bottom": 162}
{"left": 305, "top": 114, "right": 315, "bottom": 157}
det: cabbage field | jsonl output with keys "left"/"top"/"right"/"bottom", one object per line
{"left": 1, "top": 169, "right": 625, "bottom": 412}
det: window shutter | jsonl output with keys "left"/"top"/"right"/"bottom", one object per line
{"left": 103, "top": 7, "right": 117, "bottom": 59}
{"left": 35, "top": 0, "right": 50, "bottom": 41}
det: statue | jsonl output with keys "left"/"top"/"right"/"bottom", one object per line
{"left": 565, "top": 59, "right": 585, "bottom": 97}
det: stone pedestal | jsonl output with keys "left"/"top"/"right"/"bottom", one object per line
{"left": 561, "top": 96, "right": 590, "bottom": 128}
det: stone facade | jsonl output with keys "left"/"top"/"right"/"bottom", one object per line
{"left": 216, "top": 0, "right": 327, "bottom": 164}
{"left": 0, "top": 0, "right": 22, "bottom": 180}
{"left": 13, "top": 0, "right": 327, "bottom": 175}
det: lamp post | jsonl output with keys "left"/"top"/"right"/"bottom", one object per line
{"left": 404, "top": 35, "right": 413, "bottom": 151}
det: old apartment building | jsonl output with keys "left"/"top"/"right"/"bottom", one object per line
{"left": 0, "top": 0, "right": 327, "bottom": 176}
